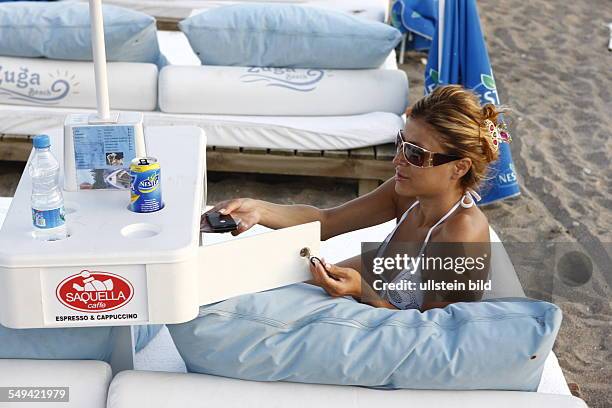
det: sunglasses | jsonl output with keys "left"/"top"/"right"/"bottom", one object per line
{"left": 395, "top": 130, "right": 460, "bottom": 168}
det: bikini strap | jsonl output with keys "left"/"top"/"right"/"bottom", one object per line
{"left": 377, "top": 200, "right": 421, "bottom": 250}
{"left": 419, "top": 190, "right": 481, "bottom": 251}
{"left": 400, "top": 200, "right": 420, "bottom": 222}
{"left": 460, "top": 189, "right": 481, "bottom": 208}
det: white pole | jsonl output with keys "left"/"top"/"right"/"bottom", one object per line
{"left": 89, "top": 0, "right": 110, "bottom": 121}
{"left": 399, "top": 33, "right": 406, "bottom": 65}
{"left": 437, "top": 0, "right": 445, "bottom": 79}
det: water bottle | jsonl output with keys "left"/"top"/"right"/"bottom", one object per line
{"left": 29, "top": 134, "right": 67, "bottom": 241}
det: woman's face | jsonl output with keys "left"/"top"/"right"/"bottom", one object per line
{"left": 393, "top": 118, "right": 461, "bottom": 197}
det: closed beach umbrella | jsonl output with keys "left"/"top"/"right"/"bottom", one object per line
{"left": 390, "top": 0, "right": 438, "bottom": 52}
{"left": 425, "top": 0, "right": 520, "bottom": 204}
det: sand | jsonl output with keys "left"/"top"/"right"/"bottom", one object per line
{"left": 402, "top": 1, "right": 611, "bottom": 404}
{"left": 0, "top": 0, "right": 609, "bottom": 406}
{"left": 477, "top": 2, "right": 611, "bottom": 406}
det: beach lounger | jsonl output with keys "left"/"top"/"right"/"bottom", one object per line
{"left": 0, "top": 196, "right": 587, "bottom": 407}
{"left": 0, "top": 29, "right": 404, "bottom": 195}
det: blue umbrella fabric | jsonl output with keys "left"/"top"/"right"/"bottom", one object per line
{"left": 424, "top": 0, "right": 520, "bottom": 204}
{"left": 390, "top": 0, "right": 438, "bottom": 51}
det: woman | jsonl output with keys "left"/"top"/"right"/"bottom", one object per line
{"left": 201, "top": 85, "right": 509, "bottom": 311}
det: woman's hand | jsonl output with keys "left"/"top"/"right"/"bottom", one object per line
{"left": 309, "top": 258, "right": 362, "bottom": 299}
{"left": 201, "top": 198, "right": 261, "bottom": 236}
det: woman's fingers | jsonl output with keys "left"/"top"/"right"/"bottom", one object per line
{"left": 320, "top": 261, "right": 348, "bottom": 280}
{"left": 309, "top": 259, "right": 327, "bottom": 284}
{"left": 202, "top": 199, "right": 246, "bottom": 232}
{"left": 218, "top": 199, "right": 243, "bottom": 215}
{"left": 230, "top": 215, "right": 258, "bottom": 236}
{"left": 310, "top": 260, "right": 344, "bottom": 296}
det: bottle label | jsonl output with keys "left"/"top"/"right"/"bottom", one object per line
{"left": 32, "top": 207, "right": 66, "bottom": 229}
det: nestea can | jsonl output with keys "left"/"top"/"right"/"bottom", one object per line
{"left": 129, "top": 157, "right": 163, "bottom": 213}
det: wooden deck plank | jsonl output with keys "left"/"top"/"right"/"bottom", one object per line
{"left": 375, "top": 143, "right": 396, "bottom": 161}
{"left": 349, "top": 146, "right": 376, "bottom": 159}
{"left": 322, "top": 150, "right": 349, "bottom": 158}
{"left": 268, "top": 149, "right": 296, "bottom": 156}
{"left": 214, "top": 146, "right": 241, "bottom": 153}
{"left": 241, "top": 147, "right": 268, "bottom": 155}
{"left": 207, "top": 150, "right": 393, "bottom": 181}
{"left": 296, "top": 150, "right": 323, "bottom": 157}
{"left": 156, "top": 18, "right": 180, "bottom": 32}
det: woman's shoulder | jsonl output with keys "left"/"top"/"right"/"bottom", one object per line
{"left": 437, "top": 206, "right": 490, "bottom": 243}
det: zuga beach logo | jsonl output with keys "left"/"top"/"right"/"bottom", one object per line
{"left": 240, "top": 67, "right": 325, "bottom": 92}
{"left": 425, "top": 69, "right": 500, "bottom": 105}
{"left": 0, "top": 66, "right": 78, "bottom": 105}
{"left": 56, "top": 270, "right": 134, "bottom": 312}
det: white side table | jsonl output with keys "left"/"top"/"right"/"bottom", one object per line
{"left": 0, "top": 126, "right": 320, "bottom": 374}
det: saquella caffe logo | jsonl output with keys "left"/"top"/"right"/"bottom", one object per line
{"left": 56, "top": 270, "right": 134, "bottom": 313}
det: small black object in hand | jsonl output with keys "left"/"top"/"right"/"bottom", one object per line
{"left": 205, "top": 212, "right": 238, "bottom": 233}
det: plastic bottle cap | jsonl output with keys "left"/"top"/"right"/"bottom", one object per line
{"left": 33, "top": 134, "right": 51, "bottom": 149}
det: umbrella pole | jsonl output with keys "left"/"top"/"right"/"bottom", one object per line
{"left": 437, "top": 0, "right": 445, "bottom": 77}
{"left": 89, "top": 0, "right": 111, "bottom": 121}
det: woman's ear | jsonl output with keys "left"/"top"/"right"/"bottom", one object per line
{"left": 451, "top": 158, "right": 472, "bottom": 180}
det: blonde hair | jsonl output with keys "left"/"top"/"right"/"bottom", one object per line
{"left": 407, "top": 85, "right": 505, "bottom": 190}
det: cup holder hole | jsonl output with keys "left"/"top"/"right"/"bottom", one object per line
{"left": 121, "top": 223, "right": 161, "bottom": 239}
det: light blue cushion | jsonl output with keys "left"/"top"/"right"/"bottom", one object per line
{"left": 0, "top": 2, "right": 163, "bottom": 65}
{"left": 168, "top": 283, "right": 562, "bottom": 391}
{"left": 134, "top": 324, "right": 164, "bottom": 353}
{"left": 179, "top": 4, "right": 402, "bottom": 69}
{"left": 0, "top": 324, "right": 115, "bottom": 362}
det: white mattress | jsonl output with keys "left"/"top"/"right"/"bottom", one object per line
{"left": 73, "top": 0, "right": 390, "bottom": 22}
{"left": 108, "top": 369, "right": 585, "bottom": 408}
{"left": 0, "top": 56, "right": 158, "bottom": 111}
{"left": 0, "top": 104, "right": 402, "bottom": 150}
{"left": 0, "top": 29, "right": 404, "bottom": 150}
{"left": 156, "top": 30, "right": 406, "bottom": 117}
{"left": 159, "top": 65, "right": 408, "bottom": 116}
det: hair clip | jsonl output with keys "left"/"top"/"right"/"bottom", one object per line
{"left": 483, "top": 119, "right": 512, "bottom": 152}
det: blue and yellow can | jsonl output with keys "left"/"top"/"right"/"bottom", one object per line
{"left": 129, "top": 157, "right": 163, "bottom": 213}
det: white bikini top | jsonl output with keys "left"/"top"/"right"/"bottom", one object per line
{"left": 376, "top": 190, "right": 481, "bottom": 310}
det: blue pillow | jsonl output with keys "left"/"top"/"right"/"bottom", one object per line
{"left": 0, "top": 2, "right": 163, "bottom": 65}
{"left": 0, "top": 324, "right": 115, "bottom": 362}
{"left": 134, "top": 324, "right": 164, "bottom": 353}
{"left": 179, "top": 4, "right": 402, "bottom": 69}
{"left": 168, "top": 283, "right": 562, "bottom": 391}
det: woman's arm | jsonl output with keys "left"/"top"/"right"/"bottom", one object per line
{"left": 319, "top": 178, "right": 399, "bottom": 240}
{"left": 205, "top": 177, "right": 400, "bottom": 240}
{"left": 259, "top": 177, "right": 399, "bottom": 240}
